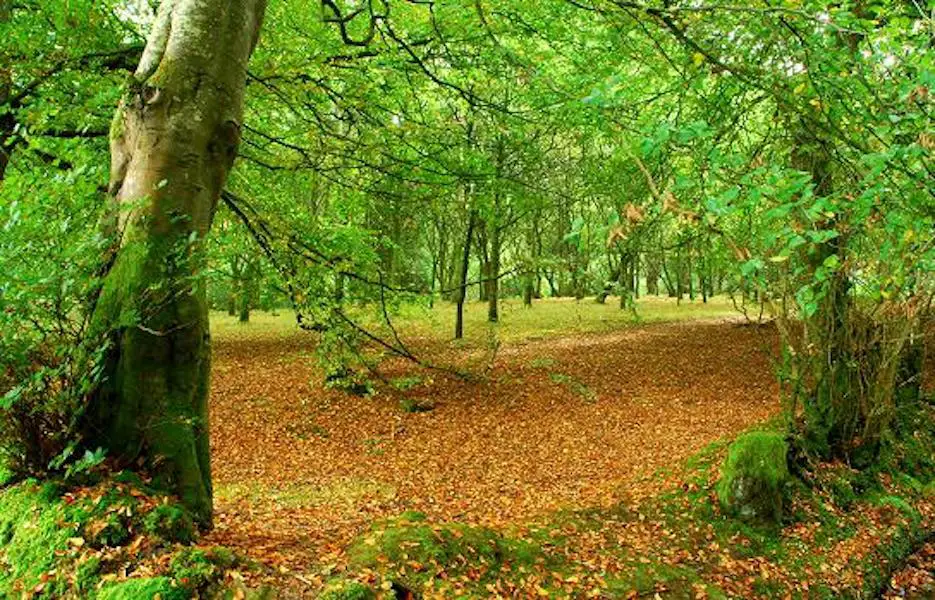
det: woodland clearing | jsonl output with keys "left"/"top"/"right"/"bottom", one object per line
{"left": 205, "top": 298, "right": 781, "bottom": 594}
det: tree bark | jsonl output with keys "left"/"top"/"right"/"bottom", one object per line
{"left": 455, "top": 210, "right": 477, "bottom": 340}
{"left": 487, "top": 220, "right": 501, "bottom": 323}
{"left": 88, "top": 0, "right": 267, "bottom": 528}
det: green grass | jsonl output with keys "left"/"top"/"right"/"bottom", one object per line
{"left": 210, "top": 295, "right": 740, "bottom": 346}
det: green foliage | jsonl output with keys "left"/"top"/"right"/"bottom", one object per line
{"left": 717, "top": 432, "right": 790, "bottom": 523}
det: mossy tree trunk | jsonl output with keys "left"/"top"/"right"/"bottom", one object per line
{"left": 88, "top": 0, "right": 267, "bottom": 528}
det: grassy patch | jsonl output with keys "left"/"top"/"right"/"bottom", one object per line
{"left": 210, "top": 296, "right": 740, "bottom": 348}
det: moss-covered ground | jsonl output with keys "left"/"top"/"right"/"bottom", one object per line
{"left": 0, "top": 473, "right": 267, "bottom": 599}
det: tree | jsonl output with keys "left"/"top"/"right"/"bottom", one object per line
{"left": 87, "top": 0, "right": 267, "bottom": 527}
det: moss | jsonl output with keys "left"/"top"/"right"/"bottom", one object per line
{"left": 169, "top": 546, "right": 238, "bottom": 594}
{"left": 143, "top": 503, "right": 195, "bottom": 544}
{"left": 74, "top": 556, "right": 102, "bottom": 596}
{"left": 96, "top": 576, "right": 188, "bottom": 600}
{"left": 607, "top": 563, "right": 727, "bottom": 598}
{"left": 0, "top": 481, "right": 80, "bottom": 595}
{"left": 348, "top": 513, "right": 543, "bottom": 591}
{"left": 108, "top": 109, "right": 126, "bottom": 143}
{"left": 90, "top": 234, "right": 215, "bottom": 526}
{"left": 0, "top": 477, "right": 228, "bottom": 599}
{"left": 872, "top": 494, "right": 921, "bottom": 525}
{"left": 923, "top": 481, "right": 935, "bottom": 499}
{"left": 319, "top": 579, "right": 376, "bottom": 600}
{"left": 717, "top": 431, "right": 789, "bottom": 523}
{"left": 87, "top": 510, "right": 133, "bottom": 547}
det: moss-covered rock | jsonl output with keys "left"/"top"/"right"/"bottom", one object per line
{"left": 717, "top": 432, "right": 789, "bottom": 523}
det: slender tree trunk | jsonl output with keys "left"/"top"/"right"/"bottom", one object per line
{"left": 645, "top": 252, "right": 660, "bottom": 295}
{"left": 455, "top": 210, "right": 477, "bottom": 340}
{"left": 545, "top": 271, "right": 558, "bottom": 297}
{"left": 88, "top": 0, "right": 267, "bottom": 527}
{"left": 632, "top": 252, "right": 640, "bottom": 299}
{"left": 617, "top": 260, "right": 627, "bottom": 309}
{"left": 238, "top": 258, "right": 257, "bottom": 323}
{"left": 675, "top": 247, "right": 684, "bottom": 303}
{"left": 487, "top": 221, "right": 501, "bottom": 323}
{"left": 687, "top": 244, "right": 694, "bottom": 301}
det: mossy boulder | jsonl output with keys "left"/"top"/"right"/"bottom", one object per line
{"left": 717, "top": 432, "right": 790, "bottom": 523}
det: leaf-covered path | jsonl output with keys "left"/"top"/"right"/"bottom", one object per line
{"left": 203, "top": 314, "right": 780, "bottom": 594}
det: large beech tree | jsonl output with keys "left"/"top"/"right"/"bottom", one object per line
{"left": 88, "top": 0, "right": 267, "bottom": 526}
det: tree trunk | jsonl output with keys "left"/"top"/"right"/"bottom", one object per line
{"left": 487, "top": 221, "right": 500, "bottom": 323}
{"left": 675, "top": 247, "right": 684, "bottom": 302}
{"left": 645, "top": 252, "right": 660, "bottom": 295}
{"left": 88, "top": 0, "right": 267, "bottom": 528}
{"left": 617, "top": 261, "right": 627, "bottom": 309}
{"left": 632, "top": 252, "right": 640, "bottom": 299}
{"left": 523, "top": 274, "right": 533, "bottom": 307}
{"left": 686, "top": 244, "right": 694, "bottom": 301}
{"left": 455, "top": 210, "right": 477, "bottom": 340}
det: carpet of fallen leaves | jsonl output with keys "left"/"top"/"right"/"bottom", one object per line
{"left": 202, "top": 315, "right": 780, "bottom": 595}
{"left": 884, "top": 541, "right": 935, "bottom": 599}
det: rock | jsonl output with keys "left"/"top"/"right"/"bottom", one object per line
{"left": 717, "top": 431, "right": 789, "bottom": 523}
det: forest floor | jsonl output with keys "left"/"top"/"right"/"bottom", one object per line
{"left": 203, "top": 297, "right": 786, "bottom": 596}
